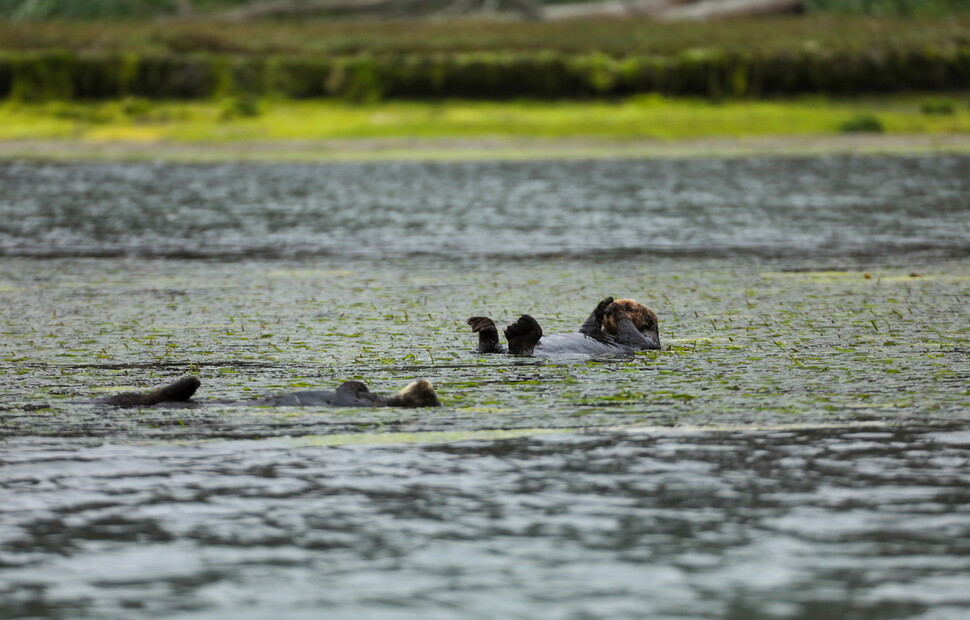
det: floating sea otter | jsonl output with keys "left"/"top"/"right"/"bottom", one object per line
{"left": 468, "top": 296, "right": 660, "bottom": 356}
{"left": 101, "top": 376, "right": 441, "bottom": 408}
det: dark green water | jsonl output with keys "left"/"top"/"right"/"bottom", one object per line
{"left": 1, "top": 157, "right": 968, "bottom": 619}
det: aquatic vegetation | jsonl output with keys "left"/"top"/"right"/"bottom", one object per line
{"left": 0, "top": 157, "right": 966, "bottom": 441}
{"left": 0, "top": 157, "right": 968, "bottom": 620}
{"left": 0, "top": 255, "right": 967, "bottom": 440}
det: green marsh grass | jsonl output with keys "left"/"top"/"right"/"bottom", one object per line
{"left": 2, "top": 94, "right": 969, "bottom": 145}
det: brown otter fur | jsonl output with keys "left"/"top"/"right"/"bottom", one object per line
{"left": 600, "top": 299, "right": 658, "bottom": 336}
{"left": 384, "top": 379, "right": 441, "bottom": 408}
{"left": 102, "top": 375, "right": 201, "bottom": 408}
{"left": 100, "top": 376, "right": 441, "bottom": 408}
{"left": 468, "top": 296, "right": 660, "bottom": 356}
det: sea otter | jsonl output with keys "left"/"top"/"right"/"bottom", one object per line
{"left": 468, "top": 296, "right": 660, "bottom": 356}
{"left": 100, "top": 376, "right": 441, "bottom": 408}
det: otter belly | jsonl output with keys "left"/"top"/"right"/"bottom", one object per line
{"left": 533, "top": 333, "right": 631, "bottom": 357}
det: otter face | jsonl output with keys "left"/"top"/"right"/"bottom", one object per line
{"left": 601, "top": 299, "right": 658, "bottom": 336}
{"left": 387, "top": 379, "right": 441, "bottom": 408}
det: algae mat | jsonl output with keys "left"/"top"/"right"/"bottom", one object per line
{"left": 1, "top": 256, "right": 967, "bottom": 442}
{"left": 1, "top": 156, "right": 968, "bottom": 442}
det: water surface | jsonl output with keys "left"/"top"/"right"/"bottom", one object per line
{"left": 1, "top": 157, "right": 968, "bottom": 619}
{"left": 1, "top": 156, "right": 967, "bottom": 260}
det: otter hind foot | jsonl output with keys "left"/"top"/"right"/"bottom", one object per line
{"left": 103, "top": 375, "right": 201, "bottom": 408}
{"left": 504, "top": 314, "right": 543, "bottom": 356}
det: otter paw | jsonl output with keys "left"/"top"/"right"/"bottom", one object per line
{"left": 593, "top": 296, "right": 615, "bottom": 318}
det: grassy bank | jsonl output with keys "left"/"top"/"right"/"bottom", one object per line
{"left": 2, "top": 94, "right": 969, "bottom": 161}
{"left": 2, "top": 17, "right": 969, "bottom": 102}
{"left": 3, "top": 94, "right": 968, "bottom": 141}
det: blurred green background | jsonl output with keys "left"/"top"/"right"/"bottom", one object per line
{"left": 1, "top": 0, "right": 968, "bottom": 157}
{"left": 2, "top": 0, "right": 970, "bottom": 19}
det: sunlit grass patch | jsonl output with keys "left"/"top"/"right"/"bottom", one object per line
{"left": 2, "top": 93, "right": 969, "bottom": 146}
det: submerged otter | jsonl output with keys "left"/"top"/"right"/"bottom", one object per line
{"left": 101, "top": 376, "right": 441, "bottom": 409}
{"left": 468, "top": 296, "right": 660, "bottom": 356}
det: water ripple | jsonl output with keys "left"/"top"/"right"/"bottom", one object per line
{"left": 2, "top": 429, "right": 969, "bottom": 618}
{"left": 2, "top": 157, "right": 968, "bottom": 260}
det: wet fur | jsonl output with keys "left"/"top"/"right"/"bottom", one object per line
{"left": 101, "top": 376, "right": 202, "bottom": 408}
{"left": 468, "top": 296, "right": 660, "bottom": 356}
{"left": 600, "top": 298, "right": 659, "bottom": 337}
{"left": 503, "top": 314, "right": 543, "bottom": 355}
{"left": 100, "top": 377, "right": 440, "bottom": 408}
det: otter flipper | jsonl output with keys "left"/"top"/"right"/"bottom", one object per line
{"left": 504, "top": 314, "right": 543, "bottom": 356}
{"left": 102, "top": 375, "right": 201, "bottom": 408}
{"left": 468, "top": 316, "right": 503, "bottom": 353}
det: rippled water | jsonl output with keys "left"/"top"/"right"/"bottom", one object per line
{"left": 1, "top": 156, "right": 968, "bottom": 260}
{"left": 1, "top": 157, "right": 969, "bottom": 619}
{"left": 4, "top": 429, "right": 970, "bottom": 619}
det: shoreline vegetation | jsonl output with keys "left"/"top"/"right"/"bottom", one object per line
{"left": 2, "top": 15, "right": 969, "bottom": 161}
{"left": 1, "top": 94, "right": 968, "bottom": 161}
{"left": 3, "top": 17, "right": 970, "bottom": 102}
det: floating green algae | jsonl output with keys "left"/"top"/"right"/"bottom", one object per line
{"left": 1, "top": 255, "right": 967, "bottom": 442}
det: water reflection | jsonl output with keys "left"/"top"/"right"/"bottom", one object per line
{"left": 2, "top": 428, "right": 969, "bottom": 619}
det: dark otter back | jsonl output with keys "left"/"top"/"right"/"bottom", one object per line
{"left": 250, "top": 381, "right": 386, "bottom": 407}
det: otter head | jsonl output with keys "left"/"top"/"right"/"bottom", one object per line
{"left": 385, "top": 379, "right": 441, "bottom": 408}
{"left": 601, "top": 299, "right": 659, "bottom": 337}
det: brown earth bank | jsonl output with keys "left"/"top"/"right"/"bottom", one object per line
{"left": 1, "top": 133, "right": 968, "bottom": 162}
